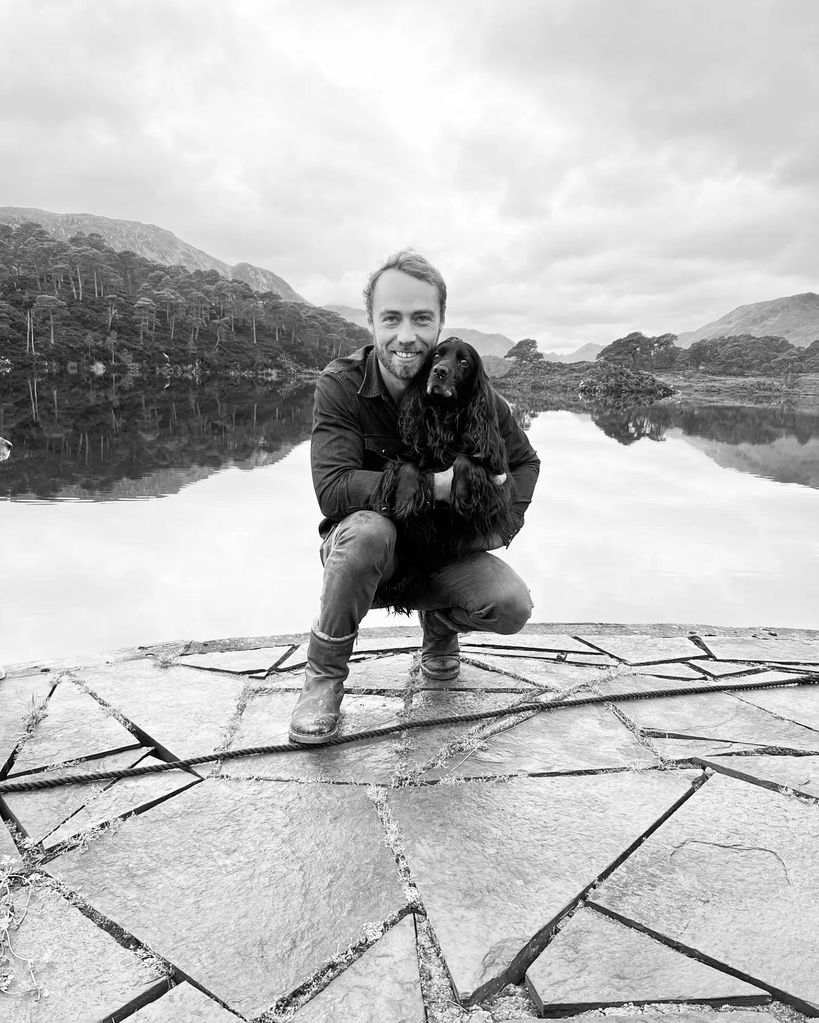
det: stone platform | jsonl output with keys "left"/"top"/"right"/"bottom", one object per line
{"left": 1, "top": 623, "right": 818, "bottom": 1022}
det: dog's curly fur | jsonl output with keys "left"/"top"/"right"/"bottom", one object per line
{"left": 371, "top": 337, "right": 514, "bottom": 612}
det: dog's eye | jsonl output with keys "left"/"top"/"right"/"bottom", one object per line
{"left": 459, "top": 358, "right": 471, "bottom": 368}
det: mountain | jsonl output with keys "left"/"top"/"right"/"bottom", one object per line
{"left": 322, "top": 305, "right": 515, "bottom": 358}
{"left": 542, "top": 342, "right": 605, "bottom": 363}
{"left": 676, "top": 292, "right": 819, "bottom": 349}
{"left": 0, "top": 206, "right": 307, "bottom": 304}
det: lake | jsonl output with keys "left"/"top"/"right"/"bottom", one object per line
{"left": 2, "top": 375, "right": 819, "bottom": 665}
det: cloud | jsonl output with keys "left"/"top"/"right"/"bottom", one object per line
{"left": 1, "top": 0, "right": 816, "bottom": 351}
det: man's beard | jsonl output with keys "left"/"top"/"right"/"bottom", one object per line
{"left": 376, "top": 346, "right": 426, "bottom": 380}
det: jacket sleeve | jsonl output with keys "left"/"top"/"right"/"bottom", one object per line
{"left": 310, "top": 371, "right": 385, "bottom": 520}
{"left": 496, "top": 393, "right": 540, "bottom": 543}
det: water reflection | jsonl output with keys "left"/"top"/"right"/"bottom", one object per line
{"left": 2, "top": 375, "right": 819, "bottom": 500}
{"left": 0, "top": 376, "right": 314, "bottom": 500}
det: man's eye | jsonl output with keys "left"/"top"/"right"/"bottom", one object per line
{"left": 381, "top": 315, "right": 398, "bottom": 324}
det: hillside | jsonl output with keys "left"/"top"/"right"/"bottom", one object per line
{"left": 0, "top": 206, "right": 307, "bottom": 304}
{"left": 677, "top": 292, "right": 819, "bottom": 348}
{"left": 0, "top": 222, "right": 370, "bottom": 381}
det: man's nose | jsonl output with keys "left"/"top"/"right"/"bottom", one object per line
{"left": 396, "top": 320, "right": 416, "bottom": 343}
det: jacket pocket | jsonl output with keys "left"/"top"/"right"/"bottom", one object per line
{"left": 363, "top": 434, "right": 405, "bottom": 469}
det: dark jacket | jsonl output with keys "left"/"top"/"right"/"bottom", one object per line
{"left": 311, "top": 345, "right": 540, "bottom": 541}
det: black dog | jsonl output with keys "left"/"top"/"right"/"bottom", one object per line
{"left": 371, "top": 337, "right": 514, "bottom": 611}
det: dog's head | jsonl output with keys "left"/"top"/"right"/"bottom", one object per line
{"left": 424, "top": 337, "right": 487, "bottom": 403}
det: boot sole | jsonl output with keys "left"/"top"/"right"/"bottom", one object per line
{"left": 289, "top": 725, "right": 339, "bottom": 745}
{"left": 420, "top": 663, "right": 460, "bottom": 682}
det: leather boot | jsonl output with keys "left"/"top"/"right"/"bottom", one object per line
{"left": 289, "top": 628, "right": 356, "bottom": 744}
{"left": 419, "top": 610, "right": 460, "bottom": 681}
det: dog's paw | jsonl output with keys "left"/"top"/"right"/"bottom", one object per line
{"left": 393, "top": 463, "right": 427, "bottom": 518}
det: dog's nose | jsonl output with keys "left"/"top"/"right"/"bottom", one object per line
{"left": 432, "top": 365, "right": 448, "bottom": 378}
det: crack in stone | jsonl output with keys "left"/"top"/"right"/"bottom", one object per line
{"left": 669, "top": 839, "right": 792, "bottom": 884}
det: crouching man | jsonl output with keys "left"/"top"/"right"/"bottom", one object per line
{"left": 289, "top": 249, "right": 540, "bottom": 743}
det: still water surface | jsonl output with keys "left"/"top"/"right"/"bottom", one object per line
{"left": 2, "top": 380, "right": 819, "bottom": 664}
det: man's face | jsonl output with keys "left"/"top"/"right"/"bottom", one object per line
{"left": 370, "top": 269, "right": 443, "bottom": 388}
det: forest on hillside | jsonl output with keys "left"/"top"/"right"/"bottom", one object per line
{"left": 0, "top": 221, "right": 370, "bottom": 382}
{"left": 595, "top": 330, "right": 819, "bottom": 376}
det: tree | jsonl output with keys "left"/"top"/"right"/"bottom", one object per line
{"left": 505, "top": 338, "right": 543, "bottom": 363}
{"left": 34, "top": 294, "right": 67, "bottom": 346}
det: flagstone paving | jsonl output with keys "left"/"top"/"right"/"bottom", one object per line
{"left": 0, "top": 624, "right": 817, "bottom": 1021}
{"left": 525, "top": 906, "right": 767, "bottom": 1014}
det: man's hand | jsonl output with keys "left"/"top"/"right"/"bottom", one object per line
{"left": 433, "top": 468, "right": 506, "bottom": 502}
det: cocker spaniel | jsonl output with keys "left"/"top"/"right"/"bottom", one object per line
{"left": 372, "top": 337, "right": 514, "bottom": 611}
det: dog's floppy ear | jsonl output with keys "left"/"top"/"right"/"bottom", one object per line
{"left": 462, "top": 347, "right": 501, "bottom": 463}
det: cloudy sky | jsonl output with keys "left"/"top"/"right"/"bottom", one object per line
{"left": 2, "top": 0, "right": 817, "bottom": 351}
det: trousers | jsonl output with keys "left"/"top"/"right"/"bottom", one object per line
{"left": 314, "top": 510, "right": 533, "bottom": 641}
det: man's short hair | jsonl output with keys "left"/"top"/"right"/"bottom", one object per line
{"left": 363, "top": 249, "right": 447, "bottom": 324}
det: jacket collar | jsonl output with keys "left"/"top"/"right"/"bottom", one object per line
{"left": 358, "top": 345, "right": 391, "bottom": 400}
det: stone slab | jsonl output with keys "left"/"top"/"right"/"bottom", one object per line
{"left": 127, "top": 981, "right": 238, "bottom": 1022}
{"left": 425, "top": 703, "right": 659, "bottom": 779}
{"left": 689, "top": 659, "right": 758, "bottom": 678}
{"left": 274, "top": 645, "right": 401, "bottom": 672}
{"left": 734, "top": 684, "right": 819, "bottom": 733}
{"left": 354, "top": 634, "right": 421, "bottom": 654}
{"left": 178, "top": 646, "right": 290, "bottom": 673}
{"left": 257, "top": 655, "right": 418, "bottom": 692}
{"left": 9, "top": 681, "right": 140, "bottom": 775}
{"left": 465, "top": 648, "right": 616, "bottom": 667}
{"left": 43, "top": 756, "right": 201, "bottom": 851}
{"left": 701, "top": 669, "right": 809, "bottom": 689}
{"left": 635, "top": 662, "right": 707, "bottom": 680}
{"left": 3, "top": 748, "right": 150, "bottom": 844}
{"left": 584, "top": 675, "right": 706, "bottom": 699}
{"left": 48, "top": 779, "right": 404, "bottom": 1018}
{"left": 221, "top": 692, "right": 406, "bottom": 784}
{"left": 698, "top": 754, "right": 819, "bottom": 798}
{"left": 417, "top": 660, "right": 534, "bottom": 691}
{"left": 0, "top": 884, "right": 165, "bottom": 1022}
{"left": 401, "top": 690, "right": 529, "bottom": 778}
{"left": 576, "top": 634, "right": 703, "bottom": 664}
{"left": 564, "top": 653, "right": 620, "bottom": 665}
{"left": 699, "top": 637, "right": 819, "bottom": 664}
{"left": 0, "top": 674, "right": 55, "bottom": 773}
{"left": 550, "top": 1015, "right": 780, "bottom": 1023}
{"left": 291, "top": 914, "right": 424, "bottom": 1022}
{"left": 525, "top": 906, "right": 766, "bottom": 1013}
{"left": 591, "top": 771, "right": 819, "bottom": 1013}
{"left": 388, "top": 770, "right": 698, "bottom": 1004}
{"left": 459, "top": 656, "right": 604, "bottom": 691}
{"left": 650, "top": 738, "right": 761, "bottom": 760}
{"left": 613, "top": 691, "right": 819, "bottom": 752}
{"left": 73, "top": 659, "right": 246, "bottom": 760}
{"left": 272, "top": 645, "right": 308, "bottom": 670}
{"left": 328, "top": 653, "right": 415, "bottom": 692}
{"left": 459, "top": 634, "right": 595, "bottom": 653}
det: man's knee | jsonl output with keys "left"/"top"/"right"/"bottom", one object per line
{"left": 486, "top": 580, "right": 533, "bottom": 634}
{"left": 325, "top": 511, "right": 397, "bottom": 564}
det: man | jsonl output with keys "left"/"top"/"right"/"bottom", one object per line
{"left": 289, "top": 250, "right": 540, "bottom": 743}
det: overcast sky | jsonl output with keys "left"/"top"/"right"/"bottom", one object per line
{"left": 2, "top": 0, "right": 817, "bottom": 351}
